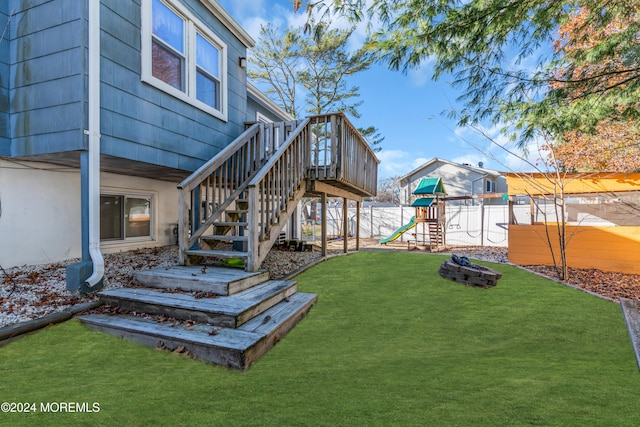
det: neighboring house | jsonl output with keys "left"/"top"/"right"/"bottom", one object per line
{"left": 0, "top": 0, "right": 377, "bottom": 290}
{"left": 397, "top": 158, "right": 507, "bottom": 206}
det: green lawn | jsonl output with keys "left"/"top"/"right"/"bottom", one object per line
{"left": 1, "top": 252, "right": 639, "bottom": 426}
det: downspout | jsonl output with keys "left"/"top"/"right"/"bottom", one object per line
{"left": 84, "top": 0, "right": 104, "bottom": 288}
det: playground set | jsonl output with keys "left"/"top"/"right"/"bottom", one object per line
{"left": 379, "top": 177, "right": 447, "bottom": 251}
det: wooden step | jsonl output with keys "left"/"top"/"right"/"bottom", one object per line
{"left": 184, "top": 249, "right": 249, "bottom": 262}
{"left": 98, "top": 280, "right": 297, "bottom": 328}
{"left": 201, "top": 235, "right": 248, "bottom": 242}
{"left": 214, "top": 221, "right": 248, "bottom": 227}
{"left": 134, "top": 266, "right": 264, "bottom": 295}
{"left": 79, "top": 292, "right": 317, "bottom": 370}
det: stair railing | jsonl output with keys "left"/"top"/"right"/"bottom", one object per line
{"left": 177, "top": 121, "right": 297, "bottom": 264}
{"left": 247, "top": 118, "right": 312, "bottom": 271}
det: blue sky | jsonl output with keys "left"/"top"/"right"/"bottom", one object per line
{"left": 217, "top": 0, "right": 536, "bottom": 180}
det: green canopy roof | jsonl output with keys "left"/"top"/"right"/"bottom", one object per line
{"left": 411, "top": 197, "right": 436, "bottom": 207}
{"left": 413, "top": 177, "right": 446, "bottom": 195}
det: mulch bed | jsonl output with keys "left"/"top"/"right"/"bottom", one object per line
{"left": 524, "top": 265, "right": 640, "bottom": 301}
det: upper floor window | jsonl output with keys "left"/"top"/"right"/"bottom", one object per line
{"left": 142, "top": 0, "right": 227, "bottom": 120}
{"left": 486, "top": 179, "right": 497, "bottom": 193}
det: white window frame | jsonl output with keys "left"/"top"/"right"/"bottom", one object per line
{"left": 486, "top": 179, "right": 496, "bottom": 193}
{"left": 141, "top": 0, "right": 228, "bottom": 121}
{"left": 256, "top": 112, "right": 272, "bottom": 123}
{"left": 100, "top": 189, "right": 156, "bottom": 245}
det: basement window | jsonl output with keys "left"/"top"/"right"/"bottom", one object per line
{"left": 100, "top": 195, "right": 153, "bottom": 241}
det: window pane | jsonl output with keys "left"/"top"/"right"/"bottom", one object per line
{"left": 196, "top": 70, "right": 219, "bottom": 109}
{"left": 100, "top": 195, "right": 123, "bottom": 240}
{"left": 196, "top": 33, "right": 219, "bottom": 78}
{"left": 152, "top": 0, "right": 184, "bottom": 53}
{"left": 125, "top": 198, "right": 151, "bottom": 238}
{"left": 152, "top": 39, "right": 183, "bottom": 90}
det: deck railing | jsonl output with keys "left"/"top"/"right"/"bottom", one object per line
{"left": 306, "top": 113, "right": 378, "bottom": 196}
{"left": 246, "top": 119, "right": 312, "bottom": 271}
{"left": 246, "top": 113, "right": 378, "bottom": 270}
{"left": 178, "top": 112, "right": 379, "bottom": 270}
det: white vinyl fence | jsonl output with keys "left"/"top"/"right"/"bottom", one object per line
{"left": 300, "top": 203, "right": 534, "bottom": 248}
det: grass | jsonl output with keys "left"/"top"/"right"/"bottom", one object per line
{"left": 1, "top": 252, "right": 639, "bottom": 426}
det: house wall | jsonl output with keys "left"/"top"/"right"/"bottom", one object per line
{"left": 0, "top": 4, "right": 9, "bottom": 152}
{"left": 246, "top": 96, "right": 287, "bottom": 123}
{"left": 509, "top": 224, "right": 640, "bottom": 274}
{"left": 100, "top": 0, "right": 249, "bottom": 173}
{"left": 4, "top": 0, "right": 250, "bottom": 175}
{"left": 0, "top": 158, "right": 178, "bottom": 268}
{"left": 400, "top": 163, "right": 506, "bottom": 205}
{"left": 7, "top": 0, "right": 86, "bottom": 157}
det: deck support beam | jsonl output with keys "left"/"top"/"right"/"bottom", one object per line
{"left": 356, "top": 201, "right": 360, "bottom": 251}
{"left": 306, "top": 180, "right": 363, "bottom": 202}
{"left": 343, "top": 197, "right": 348, "bottom": 254}
{"left": 321, "top": 193, "right": 327, "bottom": 257}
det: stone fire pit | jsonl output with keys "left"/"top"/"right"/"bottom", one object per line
{"left": 438, "top": 255, "right": 502, "bottom": 288}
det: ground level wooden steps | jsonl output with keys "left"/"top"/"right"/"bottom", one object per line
{"left": 98, "top": 279, "right": 297, "bottom": 328}
{"left": 79, "top": 266, "right": 317, "bottom": 370}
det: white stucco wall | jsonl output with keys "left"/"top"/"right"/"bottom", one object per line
{"left": 0, "top": 159, "right": 179, "bottom": 268}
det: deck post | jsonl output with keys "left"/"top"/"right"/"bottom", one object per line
{"left": 321, "top": 193, "right": 327, "bottom": 257}
{"left": 356, "top": 201, "right": 360, "bottom": 251}
{"left": 343, "top": 197, "right": 348, "bottom": 253}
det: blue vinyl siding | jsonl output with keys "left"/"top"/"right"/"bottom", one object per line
{"left": 0, "top": 4, "right": 10, "bottom": 153}
{"left": 246, "top": 96, "right": 290, "bottom": 123}
{"left": 7, "top": 0, "right": 86, "bottom": 156}
{"left": 3, "top": 0, "right": 251, "bottom": 177}
{"left": 99, "top": 0, "right": 249, "bottom": 173}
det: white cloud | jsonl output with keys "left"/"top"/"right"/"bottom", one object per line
{"left": 376, "top": 150, "right": 428, "bottom": 179}
{"left": 408, "top": 56, "right": 436, "bottom": 87}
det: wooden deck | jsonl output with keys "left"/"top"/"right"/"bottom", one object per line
{"left": 177, "top": 113, "right": 379, "bottom": 272}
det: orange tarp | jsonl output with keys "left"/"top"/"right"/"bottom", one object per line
{"left": 504, "top": 172, "right": 640, "bottom": 196}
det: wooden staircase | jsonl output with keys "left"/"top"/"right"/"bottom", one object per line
{"left": 79, "top": 114, "right": 378, "bottom": 369}
{"left": 184, "top": 197, "right": 251, "bottom": 265}
{"left": 80, "top": 266, "right": 316, "bottom": 370}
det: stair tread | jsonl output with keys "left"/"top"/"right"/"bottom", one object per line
{"left": 134, "top": 266, "right": 267, "bottom": 295}
{"left": 82, "top": 292, "right": 315, "bottom": 346}
{"left": 99, "top": 280, "right": 297, "bottom": 317}
{"left": 201, "top": 235, "right": 248, "bottom": 241}
{"left": 81, "top": 313, "right": 260, "bottom": 351}
{"left": 135, "top": 266, "right": 260, "bottom": 283}
{"left": 185, "top": 249, "right": 249, "bottom": 259}
{"left": 239, "top": 293, "right": 316, "bottom": 335}
{"left": 214, "top": 221, "right": 248, "bottom": 227}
